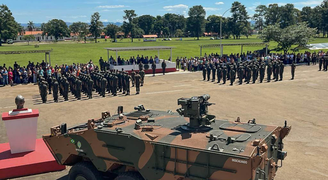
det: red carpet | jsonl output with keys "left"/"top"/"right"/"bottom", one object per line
{"left": 0, "top": 138, "right": 65, "bottom": 179}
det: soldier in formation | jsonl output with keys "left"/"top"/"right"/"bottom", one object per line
{"left": 201, "top": 59, "right": 291, "bottom": 86}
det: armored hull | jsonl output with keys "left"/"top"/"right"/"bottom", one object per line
{"left": 43, "top": 96, "right": 291, "bottom": 180}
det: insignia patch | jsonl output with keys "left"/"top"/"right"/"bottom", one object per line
{"left": 77, "top": 141, "right": 82, "bottom": 148}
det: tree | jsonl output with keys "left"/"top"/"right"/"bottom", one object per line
{"left": 22, "top": 35, "right": 35, "bottom": 45}
{"left": 104, "top": 24, "right": 120, "bottom": 42}
{"left": 153, "top": 16, "right": 164, "bottom": 37}
{"left": 259, "top": 22, "right": 316, "bottom": 52}
{"left": 265, "top": 4, "right": 281, "bottom": 26}
{"left": 253, "top": 5, "right": 267, "bottom": 32}
{"left": 138, "top": 15, "right": 155, "bottom": 35}
{"left": 279, "top": 4, "right": 297, "bottom": 29}
{"left": 123, "top": 10, "right": 137, "bottom": 42}
{"left": 69, "top": 22, "right": 89, "bottom": 42}
{"left": 241, "top": 22, "right": 252, "bottom": 38}
{"left": 42, "top": 19, "right": 70, "bottom": 41}
{"left": 187, "top": 5, "right": 206, "bottom": 40}
{"left": 17, "top": 24, "right": 25, "bottom": 35}
{"left": 205, "top": 15, "right": 221, "bottom": 34}
{"left": 230, "top": 2, "right": 249, "bottom": 39}
{"left": 27, "top": 21, "right": 34, "bottom": 31}
{"left": 321, "top": 0, "right": 328, "bottom": 37}
{"left": 89, "top": 12, "right": 103, "bottom": 43}
{"left": 175, "top": 29, "right": 184, "bottom": 37}
{"left": 0, "top": 4, "right": 19, "bottom": 46}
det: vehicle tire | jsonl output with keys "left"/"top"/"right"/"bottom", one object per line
{"left": 68, "top": 162, "right": 103, "bottom": 180}
{"left": 114, "top": 171, "right": 144, "bottom": 180}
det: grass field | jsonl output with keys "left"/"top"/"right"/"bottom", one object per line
{"left": 0, "top": 36, "right": 328, "bottom": 67}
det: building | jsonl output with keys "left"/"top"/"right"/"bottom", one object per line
{"left": 16, "top": 31, "right": 64, "bottom": 42}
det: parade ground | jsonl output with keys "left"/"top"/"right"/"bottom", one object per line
{"left": 0, "top": 65, "right": 327, "bottom": 180}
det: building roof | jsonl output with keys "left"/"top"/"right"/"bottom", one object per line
{"left": 143, "top": 35, "right": 157, "bottom": 38}
{"left": 23, "top": 31, "right": 43, "bottom": 35}
{"left": 200, "top": 43, "right": 268, "bottom": 48}
{"left": 105, "top": 46, "right": 174, "bottom": 51}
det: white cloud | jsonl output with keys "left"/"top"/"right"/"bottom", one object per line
{"left": 163, "top": 4, "right": 189, "bottom": 16}
{"left": 98, "top": 5, "right": 126, "bottom": 9}
{"left": 215, "top": 2, "right": 224, "bottom": 5}
{"left": 295, "top": 0, "right": 322, "bottom": 6}
{"left": 163, "top": 4, "right": 188, "bottom": 10}
{"left": 204, "top": 7, "right": 220, "bottom": 11}
{"left": 101, "top": 19, "right": 109, "bottom": 22}
{"left": 68, "top": 15, "right": 87, "bottom": 19}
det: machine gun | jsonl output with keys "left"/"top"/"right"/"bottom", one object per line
{"left": 176, "top": 94, "right": 216, "bottom": 129}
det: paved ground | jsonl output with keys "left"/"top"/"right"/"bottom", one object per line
{"left": 1, "top": 65, "right": 327, "bottom": 180}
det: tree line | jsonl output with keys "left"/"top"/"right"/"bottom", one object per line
{"left": 0, "top": 1, "right": 328, "bottom": 46}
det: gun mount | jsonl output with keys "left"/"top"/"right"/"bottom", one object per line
{"left": 177, "top": 94, "right": 215, "bottom": 129}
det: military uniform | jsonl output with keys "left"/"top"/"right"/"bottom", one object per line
{"left": 40, "top": 82, "right": 48, "bottom": 103}
{"left": 161, "top": 61, "right": 166, "bottom": 75}
{"left": 259, "top": 64, "right": 265, "bottom": 83}
{"left": 135, "top": 73, "right": 141, "bottom": 94}
{"left": 291, "top": 62, "right": 296, "bottom": 80}
{"left": 207, "top": 64, "right": 211, "bottom": 81}
{"left": 88, "top": 79, "right": 93, "bottom": 99}
{"left": 267, "top": 63, "right": 272, "bottom": 82}
{"left": 101, "top": 77, "right": 107, "bottom": 97}
{"left": 230, "top": 66, "right": 236, "bottom": 86}
{"left": 238, "top": 65, "right": 244, "bottom": 85}
{"left": 319, "top": 57, "right": 323, "bottom": 71}
{"left": 130, "top": 70, "right": 135, "bottom": 87}
{"left": 53, "top": 80, "right": 59, "bottom": 102}
{"left": 217, "top": 65, "right": 222, "bottom": 83}
{"left": 211, "top": 64, "right": 216, "bottom": 82}
{"left": 76, "top": 79, "right": 82, "bottom": 100}
{"left": 139, "top": 70, "right": 145, "bottom": 86}
{"left": 112, "top": 74, "right": 118, "bottom": 96}
{"left": 222, "top": 66, "right": 227, "bottom": 84}
{"left": 279, "top": 62, "right": 284, "bottom": 81}
{"left": 152, "top": 63, "right": 156, "bottom": 76}
{"left": 252, "top": 65, "right": 258, "bottom": 84}
{"left": 202, "top": 64, "right": 206, "bottom": 81}
{"left": 125, "top": 73, "right": 130, "bottom": 95}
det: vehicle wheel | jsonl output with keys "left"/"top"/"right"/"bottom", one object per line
{"left": 114, "top": 171, "right": 144, "bottom": 180}
{"left": 68, "top": 162, "right": 103, "bottom": 180}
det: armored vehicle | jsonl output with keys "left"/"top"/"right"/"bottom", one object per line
{"left": 43, "top": 95, "right": 291, "bottom": 180}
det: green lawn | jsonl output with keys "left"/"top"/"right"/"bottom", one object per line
{"left": 0, "top": 36, "right": 327, "bottom": 67}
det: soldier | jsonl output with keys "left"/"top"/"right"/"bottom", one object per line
{"left": 151, "top": 61, "right": 156, "bottom": 76}
{"left": 291, "top": 61, "right": 296, "bottom": 80}
{"left": 88, "top": 78, "right": 93, "bottom": 99}
{"left": 211, "top": 63, "right": 216, "bottom": 82}
{"left": 140, "top": 69, "right": 145, "bottom": 86}
{"left": 279, "top": 62, "right": 284, "bottom": 81}
{"left": 222, "top": 66, "right": 227, "bottom": 84}
{"left": 139, "top": 62, "right": 144, "bottom": 71}
{"left": 274, "top": 62, "right": 280, "bottom": 82}
{"left": 40, "top": 82, "right": 48, "bottom": 103}
{"left": 161, "top": 60, "right": 166, "bottom": 75}
{"left": 117, "top": 71, "right": 122, "bottom": 92}
{"left": 206, "top": 64, "right": 211, "bottom": 81}
{"left": 101, "top": 77, "right": 107, "bottom": 97}
{"left": 259, "top": 63, "right": 265, "bottom": 83}
{"left": 47, "top": 76, "right": 52, "bottom": 94}
{"left": 245, "top": 65, "right": 251, "bottom": 84}
{"left": 130, "top": 69, "right": 135, "bottom": 87}
{"left": 112, "top": 73, "right": 118, "bottom": 96}
{"left": 63, "top": 78, "right": 69, "bottom": 101}
{"left": 202, "top": 64, "right": 206, "bottom": 81}
{"left": 99, "top": 57, "right": 104, "bottom": 71}
{"left": 267, "top": 63, "right": 272, "bottom": 82}
{"left": 76, "top": 79, "right": 82, "bottom": 100}
{"left": 217, "top": 65, "right": 222, "bottom": 84}
{"left": 319, "top": 56, "right": 323, "bottom": 71}
{"left": 125, "top": 73, "right": 130, "bottom": 95}
{"left": 53, "top": 79, "right": 59, "bottom": 102}
{"left": 324, "top": 56, "right": 328, "bottom": 71}
{"left": 238, "top": 64, "right": 244, "bottom": 85}
{"left": 230, "top": 65, "right": 236, "bottom": 86}
{"left": 252, "top": 65, "right": 258, "bottom": 84}
{"left": 135, "top": 71, "right": 141, "bottom": 94}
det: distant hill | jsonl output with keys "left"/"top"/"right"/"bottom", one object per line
{"left": 19, "top": 22, "right": 123, "bottom": 28}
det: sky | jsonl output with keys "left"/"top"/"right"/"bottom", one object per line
{"left": 1, "top": 0, "right": 324, "bottom": 23}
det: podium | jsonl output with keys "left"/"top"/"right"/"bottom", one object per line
{"left": 0, "top": 95, "right": 65, "bottom": 179}
{"left": 2, "top": 108, "right": 39, "bottom": 154}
